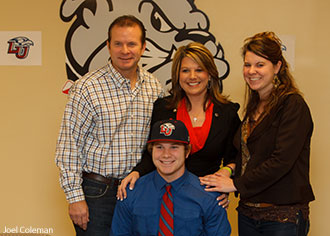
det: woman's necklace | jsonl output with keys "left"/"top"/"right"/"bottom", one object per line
{"left": 189, "top": 112, "right": 205, "bottom": 126}
{"left": 187, "top": 99, "right": 207, "bottom": 126}
{"left": 254, "top": 102, "right": 266, "bottom": 121}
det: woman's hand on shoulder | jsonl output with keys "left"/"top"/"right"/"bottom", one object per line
{"left": 217, "top": 193, "right": 230, "bottom": 209}
{"left": 199, "top": 173, "right": 237, "bottom": 193}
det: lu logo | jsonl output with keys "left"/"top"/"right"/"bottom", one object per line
{"left": 7, "top": 36, "right": 34, "bottom": 59}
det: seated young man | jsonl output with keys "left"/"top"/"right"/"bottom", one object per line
{"left": 110, "top": 119, "right": 231, "bottom": 236}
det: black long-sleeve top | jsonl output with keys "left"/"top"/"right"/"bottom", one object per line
{"left": 132, "top": 96, "right": 241, "bottom": 177}
{"left": 233, "top": 94, "right": 315, "bottom": 204}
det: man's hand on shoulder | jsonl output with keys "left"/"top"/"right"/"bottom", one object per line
{"left": 69, "top": 200, "right": 89, "bottom": 230}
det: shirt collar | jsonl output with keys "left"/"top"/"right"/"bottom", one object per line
{"left": 153, "top": 169, "right": 189, "bottom": 192}
{"left": 107, "top": 60, "right": 143, "bottom": 89}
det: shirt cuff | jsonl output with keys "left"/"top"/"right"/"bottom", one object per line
{"left": 65, "top": 188, "right": 85, "bottom": 204}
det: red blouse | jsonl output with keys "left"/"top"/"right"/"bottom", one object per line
{"left": 176, "top": 98, "right": 213, "bottom": 154}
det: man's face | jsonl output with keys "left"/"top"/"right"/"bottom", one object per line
{"left": 152, "top": 142, "right": 189, "bottom": 182}
{"left": 107, "top": 25, "right": 146, "bottom": 78}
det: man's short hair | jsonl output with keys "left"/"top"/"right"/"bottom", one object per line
{"left": 147, "top": 142, "right": 191, "bottom": 156}
{"left": 107, "top": 15, "right": 146, "bottom": 45}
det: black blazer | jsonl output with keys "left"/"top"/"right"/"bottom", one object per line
{"left": 233, "top": 94, "right": 315, "bottom": 204}
{"left": 133, "top": 96, "right": 241, "bottom": 177}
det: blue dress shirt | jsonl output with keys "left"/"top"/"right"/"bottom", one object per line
{"left": 110, "top": 169, "right": 231, "bottom": 236}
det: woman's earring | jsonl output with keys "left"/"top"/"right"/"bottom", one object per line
{"left": 273, "top": 74, "right": 280, "bottom": 89}
{"left": 207, "top": 78, "right": 211, "bottom": 89}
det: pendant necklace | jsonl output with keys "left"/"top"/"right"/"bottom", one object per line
{"left": 193, "top": 117, "right": 198, "bottom": 122}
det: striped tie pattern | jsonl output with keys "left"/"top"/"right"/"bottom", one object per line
{"left": 158, "top": 184, "right": 174, "bottom": 236}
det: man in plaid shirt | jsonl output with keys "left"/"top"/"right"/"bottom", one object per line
{"left": 55, "top": 15, "right": 163, "bottom": 236}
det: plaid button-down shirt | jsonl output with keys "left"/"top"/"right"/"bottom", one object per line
{"left": 55, "top": 61, "right": 163, "bottom": 203}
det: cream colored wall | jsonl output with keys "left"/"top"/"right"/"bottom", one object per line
{"left": 0, "top": 1, "right": 329, "bottom": 235}
{"left": 0, "top": 1, "right": 74, "bottom": 235}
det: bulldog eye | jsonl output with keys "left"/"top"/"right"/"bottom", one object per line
{"left": 151, "top": 9, "right": 173, "bottom": 33}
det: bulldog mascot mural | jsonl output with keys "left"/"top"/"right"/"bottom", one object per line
{"left": 60, "top": 0, "right": 229, "bottom": 92}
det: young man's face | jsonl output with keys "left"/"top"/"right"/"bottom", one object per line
{"left": 107, "top": 24, "right": 146, "bottom": 78}
{"left": 152, "top": 142, "right": 189, "bottom": 183}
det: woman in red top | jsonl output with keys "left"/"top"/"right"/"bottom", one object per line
{"left": 118, "top": 42, "right": 240, "bottom": 207}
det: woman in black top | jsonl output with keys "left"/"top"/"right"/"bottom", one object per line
{"left": 200, "top": 32, "right": 315, "bottom": 236}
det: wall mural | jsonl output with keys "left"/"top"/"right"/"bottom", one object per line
{"left": 60, "top": 0, "right": 229, "bottom": 92}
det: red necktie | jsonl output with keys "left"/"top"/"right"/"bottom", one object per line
{"left": 158, "top": 184, "right": 174, "bottom": 236}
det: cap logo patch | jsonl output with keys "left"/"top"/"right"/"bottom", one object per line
{"left": 160, "top": 123, "right": 175, "bottom": 136}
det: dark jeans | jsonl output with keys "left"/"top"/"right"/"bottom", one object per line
{"left": 238, "top": 212, "right": 310, "bottom": 236}
{"left": 74, "top": 177, "right": 118, "bottom": 236}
